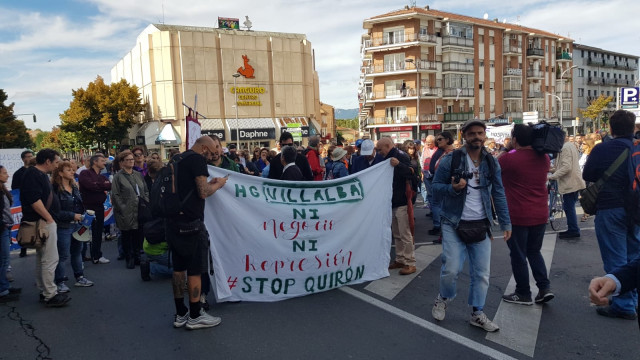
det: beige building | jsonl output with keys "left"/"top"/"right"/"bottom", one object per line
{"left": 359, "top": 6, "right": 575, "bottom": 141}
{"left": 111, "top": 23, "right": 322, "bottom": 155}
{"left": 319, "top": 102, "right": 336, "bottom": 140}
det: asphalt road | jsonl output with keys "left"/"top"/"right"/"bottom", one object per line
{"left": 1, "top": 201, "right": 637, "bottom": 360}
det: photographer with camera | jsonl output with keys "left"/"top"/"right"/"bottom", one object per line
{"left": 430, "top": 119, "right": 511, "bottom": 332}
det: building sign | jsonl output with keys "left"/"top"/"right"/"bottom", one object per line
{"left": 506, "top": 68, "right": 522, "bottom": 76}
{"left": 237, "top": 55, "right": 255, "bottom": 79}
{"left": 620, "top": 87, "right": 639, "bottom": 109}
{"left": 278, "top": 117, "right": 310, "bottom": 138}
{"left": 376, "top": 126, "right": 413, "bottom": 132}
{"left": 202, "top": 130, "right": 226, "bottom": 141}
{"left": 420, "top": 124, "right": 442, "bottom": 130}
{"left": 523, "top": 111, "right": 539, "bottom": 124}
{"left": 205, "top": 162, "right": 393, "bottom": 302}
{"left": 218, "top": 17, "right": 240, "bottom": 29}
{"left": 230, "top": 86, "right": 265, "bottom": 106}
{"left": 230, "top": 128, "right": 276, "bottom": 141}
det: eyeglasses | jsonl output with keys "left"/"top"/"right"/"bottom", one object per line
{"left": 134, "top": 153, "right": 144, "bottom": 157}
{"left": 435, "top": 138, "right": 444, "bottom": 141}
{"left": 124, "top": 158, "right": 135, "bottom": 161}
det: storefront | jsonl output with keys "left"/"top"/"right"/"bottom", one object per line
{"left": 134, "top": 121, "right": 181, "bottom": 159}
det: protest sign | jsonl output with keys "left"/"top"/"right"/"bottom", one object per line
{"left": 205, "top": 161, "right": 394, "bottom": 302}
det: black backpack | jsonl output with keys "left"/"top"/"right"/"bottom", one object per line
{"left": 150, "top": 151, "right": 195, "bottom": 218}
{"left": 530, "top": 121, "right": 565, "bottom": 155}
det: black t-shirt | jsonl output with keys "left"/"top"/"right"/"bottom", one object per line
{"left": 20, "top": 167, "right": 55, "bottom": 221}
{"left": 176, "top": 151, "right": 208, "bottom": 221}
{"left": 11, "top": 166, "right": 27, "bottom": 190}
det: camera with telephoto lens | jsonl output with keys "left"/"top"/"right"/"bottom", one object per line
{"left": 452, "top": 169, "right": 473, "bottom": 184}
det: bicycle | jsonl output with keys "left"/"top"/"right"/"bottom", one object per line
{"left": 548, "top": 179, "right": 564, "bottom": 231}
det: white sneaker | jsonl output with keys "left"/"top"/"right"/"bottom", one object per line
{"left": 57, "top": 282, "right": 71, "bottom": 293}
{"left": 470, "top": 312, "right": 500, "bottom": 332}
{"left": 74, "top": 276, "right": 94, "bottom": 287}
{"left": 186, "top": 309, "right": 222, "bottom": 330}
{"left": 93, "top": 257, "right": 110, "bottom": 264}
{"left": 174, "top": 312, "right": 189, "bottom": 328}
{"left": 432, "top": 295, "right": 447, "bottom": 321}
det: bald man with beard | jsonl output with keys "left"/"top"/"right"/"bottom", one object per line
{"left": 377, "top": 137, "right": 416, "bottom": 275}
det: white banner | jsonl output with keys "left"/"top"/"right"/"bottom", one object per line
{"left": 187, "top": 119, "right": 201, "bottom": 150}
{"left": 0, "top": 148, "right": 26, "bottom": 186}
{"left": 205, "top": 160, "right": 394, "bottom": 302}
{"left": 486, "top": 124, "right": 514, "bottom": 144}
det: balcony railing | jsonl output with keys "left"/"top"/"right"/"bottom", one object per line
{"left": 366, "top": 32, "right": 438, "bottom": 48}
{"left": 587, "top": 77, "right": 603, "bottom": 85}
{"left": 442, "top": 62, "right": 474, "bottom": 72}
{"left": 527, "top": 91, "right": 544, "bottom": 98}
{"left": 526, "top": 48, "right": 544, "bottom": 57}
{"left": 560, "top": 91, "right": 572, "bottom": 99}
{"left": 503, "top": 45, "right": 522, "bottom": 54}
{"left": 443, "top": 88, "right": 474, "bottom": 98}
{"left": 408, "top": 60, "right": 439, "bottom": 71}
{"left": 420, "top": 114, "right": 439, "bottom": 122}
{"left": 366, "top": 60, "right": 439, "bottom": 74}
{"left": 527, "top": 69, "right": 544, "bottom": 78}
{"left": 587, "top": 58, "right": 604, "bottom": 66}
{"left": 442, "top": 36, "right": 474, "bottom": 48}
{"left": 504, "top": 90, "right": 523, "bottom": 98}
{"left": 603, "top": 60, "right": 617, "bottom": 68}
{"left": 443, "top": 111, "right": 474, "bottom": 122}
{"left": 504, "top": 68, "right": 522, "bottom": 76}
{"left": 365, "top": 116, "right": 419, "bottom": 126}
{"left": 556, "top": 52, "right": 572, "bottom": 61}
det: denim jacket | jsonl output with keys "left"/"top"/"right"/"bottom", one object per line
{"left": 432, "top": 147, "right": 511, "bottom": 231}
{"left": 53, "top": 185, "right": 84, "bottom": 229}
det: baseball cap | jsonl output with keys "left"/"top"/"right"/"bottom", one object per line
{"left": 461, "top": 119, "right": 486, "bottom": 133}
{"left": 355, "top": 139, "right": 364, "bottom": 148}
{"left": 360, "top": 139, "right": 374, "bottom": 156}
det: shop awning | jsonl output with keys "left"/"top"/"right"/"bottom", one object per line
{"left": 224, "top": 118, "right": 276, "bottom": 141}
{"left": 200, "top": 119, "right": 226, "bottom": 141}
{"left": 135, "top": 121, "right": 163, "bottom": 146}
{"left": 277, "top": 117, "right": 311, "bottom": 138}
{"left": 155, "top": 123, "right": 182, "bottom": 145}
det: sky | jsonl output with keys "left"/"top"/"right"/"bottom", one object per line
{"left": 1, "top": 0, "right": 639, "bottom": 131}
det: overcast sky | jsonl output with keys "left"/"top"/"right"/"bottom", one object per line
{"left": 1, "top": 0, "right": 639, "bottom": 131}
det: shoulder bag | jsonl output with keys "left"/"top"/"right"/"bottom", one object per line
{"left": 580, "top": 149, "right": 628, "bottom": 214}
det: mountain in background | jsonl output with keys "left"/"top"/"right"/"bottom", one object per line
{"left": 335, "top": 108, "right": 358, "bottom": 119}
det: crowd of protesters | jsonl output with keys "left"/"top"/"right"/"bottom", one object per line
{"left": 1, "top": 110, "right": 640, "bottom": 332}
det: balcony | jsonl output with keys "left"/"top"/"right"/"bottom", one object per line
{"left": 365, "top": 32, "right": 438, "bottom": 49}
{"left": 409, "top": 60, "right": 439, "bottom": 72}
{"left": 364, "top": 60, "right": 439, "bottom": 77}
{"left": 442, "top": 36, "right": 474, "bottom": 48}
{"left": 556, "top": 52, "right": 572, "bottom": 61}
{"left": 527, "top": 69, "right": 544, "bottom": 78}
{"left": 442, "top": 61, "right": 474, "bottom": 73}
{"left": 560, "top": 91, "right": 572, "bottom": 99}
{"left": 443, "top": 88, "right": 474, "bottom": 98}
{"left": 503, "top": 45, "right": 522, "bottom": 55}
{"left": 587, "top": 58, "right": 604, "bottom": 66}
{"left": 443, "top": 111, "right": 474, "bottom": 122}
{"left": 504, "top": 68, "right": 522, "bottom": 76}
{"left": 420, "top": 114, "right": 439, "bottom": 123}
{"left": 587, "top": 77, "right": 603, "bottom": 86}
{"left": 603, "top": 60, "right": 617, "bottom": 68}
{"left": 526, "top": 48, "right": 544, "bottom": 57}
{"left": 527, "top": 91, "right": 544, "bottom": 99}
{"left": 365, "top": 116, "right": 419, "bottom": 126}
{"left": 503, "top": 90, "right": 523, "bottom": 98}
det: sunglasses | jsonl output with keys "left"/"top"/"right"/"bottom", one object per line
{"left": 435, "top": 138, "right": 444, "bottom": 141}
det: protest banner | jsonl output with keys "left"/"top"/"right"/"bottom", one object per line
{"left": 206, "top": 161, "right": 394, "bottom": 302}
{"left": 486, "top": 124, "right": 514, "bottom": 144}
{"left": 0, "top": 148, "right": 27, "bottom": 186}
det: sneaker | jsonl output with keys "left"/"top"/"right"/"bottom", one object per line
{"left": 535, "top": 289, "right": 555, "bottom": 304}
{"left": 74, "top": 277, "right": 94, "bottom": 287}
{"left": 428, "top": 227, "right": 441, "bottom": 236}
{"left": 388, "top": 262, "right": 404, "bottom": 270}
{"left": 45, "top": 293, "right": 70, "bottom": 307}
{"left": 470, "top": 312, "right": 500, "bottom": 332}
{"left": 558, "top": 231, "right": 580, "bottom": 239}
{"left": 93, "top": 257, "right": 110, "bottom": 264}
{"left": 57, "top": 282, "right": 71, "bottom": 293}
{"left": 432, "top": 295, "right": 447, "bottom": 321}
{"left": 596, "top": 306, "right": 638, "bottom": 320}
{"left": 6, "top": 271, "right": 14, "bottom": 282}
{"left": 174, "top": 311, "right": 189, "bottom": 328}
{"left": 432, "top": 235, "right": 442, "bottom": 244}
{"left": 200, "top": 294, "right": 210, "bottom": 311}
{"left": 186, "top": 309, "right": 222, "bottom": 330}
{"left": 399, "top": 265, "right": 416, "bottom": 275}
{"left": 502, "top": 292, "right": 533, "bottom": 305}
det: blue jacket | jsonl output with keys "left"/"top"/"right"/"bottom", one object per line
{"left": 582, "top": 136, "right": 633, "bottom": 210}
{"left": 351, "top": 154, "right": 384, "bottom": 174}
{"left": 432, "top": 147, "right": 511, "bottom": 231}
{"left": 53, "top": 185, "right": 85, "bottom": 229}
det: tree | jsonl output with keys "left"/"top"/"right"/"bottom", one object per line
{"left": 579, "top": 95, "right": 613, "bottom": 131}
{"left": 0, "top": 89, "right": 35, "bottom": 149}
{"left": 60, "top": 76, "right": 144, "bottom": 149}
{"left": 336, "top": 118, "right": 359, "bottom": 130}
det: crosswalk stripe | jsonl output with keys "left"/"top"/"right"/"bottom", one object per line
{"left": 364, "top": 245, "right": 442, "bottom": 300}
{"left": 485, "top": 233, "right": 557, "bottom": 357}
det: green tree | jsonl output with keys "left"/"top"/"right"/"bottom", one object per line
{"left": 60, "top": 76, "right": 144, "bottom": 150}
{"left": 579, "top": 95, "right": 613, "bottom": 131}
{"left": 34, "top": 130, "right": 50, "bottom": 150}
{"left": 336, "top": 117, "right": 359, "bottom": 130}
{"left": 0, "top": 89, "right": 35, "bottom": 149}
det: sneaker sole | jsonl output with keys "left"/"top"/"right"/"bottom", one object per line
{"left": 173, "top": 321, "right": 187, "bottom": 328}
{"left": 470, "top": 321, "right": 499, "bottom": 332}
{"left": 186, "top": 320, "right": 222, "bottom": 330}
{"left": 535, "top": 294, "right": 555, "bottom": 304}
{"left": 74, "top": 283, "right": 94, "bottom": 287}
{"left": 502, "top": 298, "right": 533, "bottom": 306}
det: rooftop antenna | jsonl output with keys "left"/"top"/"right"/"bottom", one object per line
{"left": 483, "top": 13, "right": 489, "bottom": 20}
{"left": 161, "top": 0, "right": 165, "bottom": 24}
{"left": 243, "top": 16, "right": 252, "bottom": 31}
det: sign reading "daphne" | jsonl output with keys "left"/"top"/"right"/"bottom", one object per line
{"left": 204, "top": 161, "right": 394, "bottom": 302}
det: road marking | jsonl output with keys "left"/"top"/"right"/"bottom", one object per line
{"left": 364, "top": 245, "right": 442, "bottom": 300}
{"left": 340, "top": 287, "right": 518, "bottom": 360}
{"left": 485, "top": 233, "right": 557, "bottom": 357}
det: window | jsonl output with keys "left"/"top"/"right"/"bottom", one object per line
{"left": 607, "top": 91, "right": 610, "bottom": 96}
{"left": 489, "top": 36, "right": 494, "bottom": 44}
{"left": 479, "top": 36, "right": 484, "bottom": 44}
{"left": 460, "top": 105, "right": 465, "bottom": 112}
{"left": 385, "top": 106, "right": 407, "bottom": 122}
{"left": 479, "top": 106, "right": 484, "bottom": 113}
{"left": 384, "top": 80, "right": 404, "bottom": 97}
{"left": 578, "top": 88, "right": 584, "bottom": 97}
{"left": 545, "top": 45, "right": 548, "bottom": 52}
{"left": 479, "top": 60, "right": 484, "bottom": 67}
{"left": 383, "top": 53, "right": 406, "bottom": 72}
{"left": 490, "top": 61, "right": 495, "bottom": 68}
{"left": 578, "top": 68, "right": 584, "bottom": 77}
{"left": 479, "top": 81, "right": 484, "bottom": 90}
{"left": 420, "top": 26, "right": 428, "bottom": 36}
{"left": 581, "top": 50, "right": 584, "bottom": 57}
{"left": 490, "top": 82, "right": 495, "bottom": 90}
{"left": 587, "top": 90, "right": 591, "bottom": 97}
{"left": 588, "top": 70, "right": 591, "bottom": 77}
{"left": 436, "top": 106, "right": 443, "bottom": 114}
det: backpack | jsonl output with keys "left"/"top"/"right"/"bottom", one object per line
{"left": 325, "top": 161, "right": 335, "bottom": 180}
{"left": 530, "top": 121, "right": 565, "bottom": 155}
{"left": 449, "top": 149, "right": 496, "bottom": 183}
{"left": 150, "top": 151, "right": 195, "bottom": 218}
{"left": 629, "top": 139, "right": 640, "bottom": 225}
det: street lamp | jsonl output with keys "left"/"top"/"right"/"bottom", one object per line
{"left": 232, "top": 73, "right": 241, "bottom": 150}
{"left": 558, "top": 65, "right": 578, "bottom": 134}
{"left": 404, "top": 58, "right": 420, "bottom": 127}
{"left": 9, "top": 113, "right": 37, "bottom": 122}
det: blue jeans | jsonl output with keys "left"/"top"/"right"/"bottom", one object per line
{"left": 147, "top": 252, "right": 173, "bottom": 278}
{"left": 55, "top": 224, "right": 84, "bottom": 283}
{"left": 0, "top": 227, "right": 11, "bottom": 294}
{"left": 595, "top": 207, "right": 640, "bottom": 314}
{"left": 507, "top": 224, "right": 550, "bottom": 297}
{"left": 439, "top": 220, "right": 492, "bottom": 311}
{"left": 562, "top": 191, "right": 580, "bottom": 234}
{"left": 431, "top": 191, "right": 443, "bottom": 228}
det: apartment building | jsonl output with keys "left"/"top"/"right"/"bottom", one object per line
{"left": 572, "top": 44, "right": 639, "bottom": 132}
{"left": 359, "top": 6, "right": 575, "bottom": 140}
